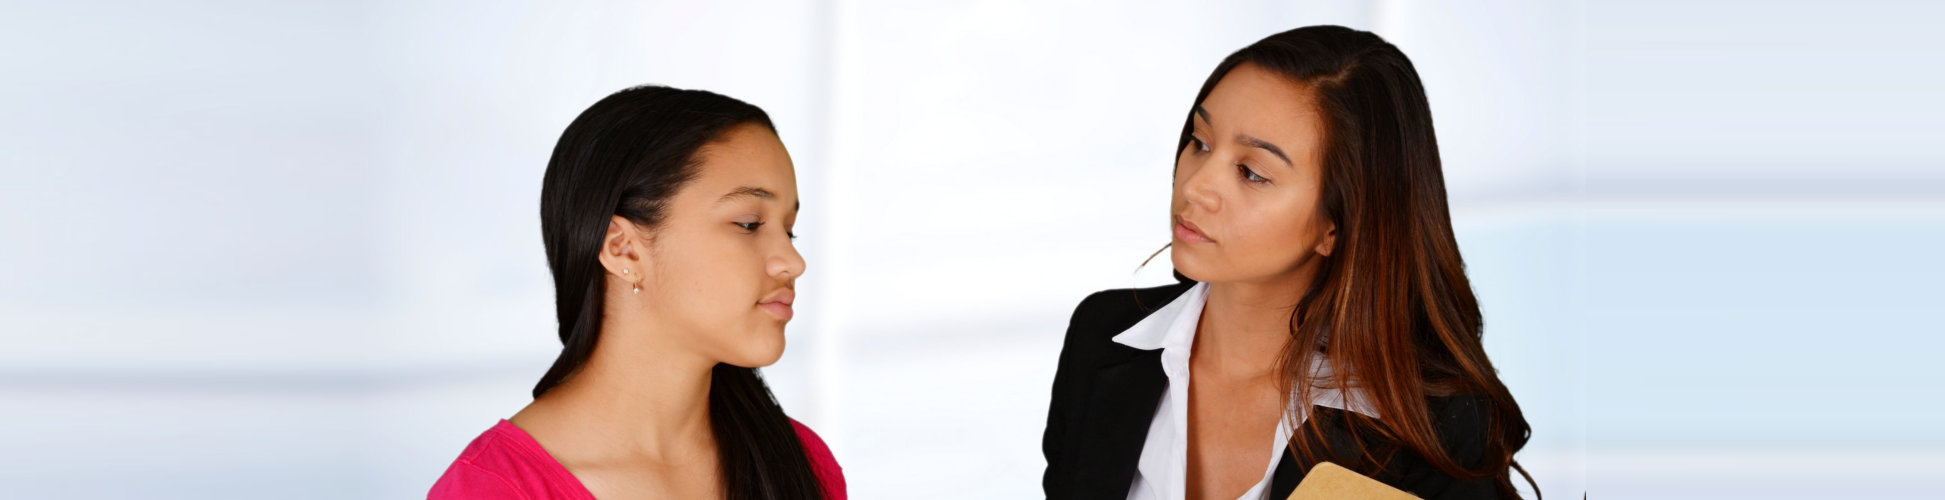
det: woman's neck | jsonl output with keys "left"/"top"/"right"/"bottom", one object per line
{"left": 512, "top": 316, "right": 719, "bottom": 464}
{"left": 1194, "top": 267, "right": 1316, "bottom": 378}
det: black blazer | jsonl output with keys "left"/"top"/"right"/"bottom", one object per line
{"left": 1042, "top": 281, "right": 1506, "bottom": 499}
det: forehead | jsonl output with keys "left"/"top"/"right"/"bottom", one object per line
{"left": 687, "top": 123, "right": 797, "bottom": 194}
{"left": 1199, "top": 63, "right": 1325, "bottom": 155}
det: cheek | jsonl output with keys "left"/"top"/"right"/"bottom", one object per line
{"left": 656, "top": 235, "right": 752, "bottom": 316}
{"left": 1233, "top": 199, "right": 1322, "bottom": 262}
{"left": 697, "top": 245, "right": 759, "bottom": 307}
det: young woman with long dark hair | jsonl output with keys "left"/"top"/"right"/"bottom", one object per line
{"left": 1042, "top": 26, "right": 1536, "bottom": 500}
{"left": 430, "top": 85, "right": 843, "bottom": 499}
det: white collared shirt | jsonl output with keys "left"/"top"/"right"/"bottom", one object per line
{"left": 1111, "top": 282, "right": 1380, "bottom": 500}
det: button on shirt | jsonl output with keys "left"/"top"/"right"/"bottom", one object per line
{"left": 1111, "top": 282, "right": 1380, "bottom": 500}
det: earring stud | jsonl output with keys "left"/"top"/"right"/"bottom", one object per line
{"left": 632, "top": 282, "right": 640, "bottom": 294}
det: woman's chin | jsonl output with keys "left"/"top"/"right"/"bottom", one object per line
{"left": 1170, "top": 253, "right": 1211, "bottom": 283}
{"left": 722, "top": 333, "right": 787, "bottom": 368}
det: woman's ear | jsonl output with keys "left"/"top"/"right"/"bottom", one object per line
{"left": 597, "top": 216, "right": 646, "bottom": 287}
{"left": 1314, "top": 221, "right": 1337, "bottom": 257}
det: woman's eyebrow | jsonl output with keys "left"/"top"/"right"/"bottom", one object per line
{"left": 1197, "top": 104, "right": 1291, "bottom": 166}
{"left": 717, "top": 186, "right": 800, "bottom": 212}
{"left": 717, "top": 186, "right": 775, "bottom": 203}
{"left": 1237, "top": 134, "right": 1292, "bottom": 167}
{"left": 1198, "top": 102, "right": 1291, "bottom": 166}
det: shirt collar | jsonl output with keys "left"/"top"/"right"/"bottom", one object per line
{"left": 1108, "top": 281, "right": 1381, "bottom": 419}
{"left": 1109, "top": 282, "right": 1209, "bottom": 351}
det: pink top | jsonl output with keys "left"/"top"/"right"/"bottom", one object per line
{"left": 428, "top": 418, "right": 846, "bottom": 500}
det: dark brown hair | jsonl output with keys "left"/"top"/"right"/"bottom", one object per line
{"left": 1178, "top": 26, "right": 1537, "bottom": 498}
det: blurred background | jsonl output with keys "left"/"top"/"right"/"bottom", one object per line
{"left": 3, "top": 0, "right": 1941, "bottom": 498}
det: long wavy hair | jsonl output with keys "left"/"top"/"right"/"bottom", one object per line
{"left": 533, "top": 85, "right": 825, "bottom": 500}
{"left": 1176, "top": 26, "right": 1537, "bottom": 498}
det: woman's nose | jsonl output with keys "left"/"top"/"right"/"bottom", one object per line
{"left": 771, "top": 242, "right": 807, "bottom": 280}
{"left": 1181, "top": 156, "right": 1223, "bottom": 213}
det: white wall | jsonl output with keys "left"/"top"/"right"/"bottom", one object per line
{"left": 3, "top": 1, "right": 1939, "bottom": 498}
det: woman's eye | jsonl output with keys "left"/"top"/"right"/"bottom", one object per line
{"left": 1190, "top": 137, "right": 1210, "bottom": 153}
{"left": 736, "top": 221, "right": 764, "bottom": 232}
{"left": 1238, "top": 165, "right": 1268, "bottom": 183}
{"left": 786, "top": 231, "right": 798, "bottom": 240}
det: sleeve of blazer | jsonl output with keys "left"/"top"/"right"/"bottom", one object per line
{"left": 1304, "top": 395, "right": 1507, "bottom": 500}
{"left": 1403, "top": 395, "right": 1504, "bottom": 500}
{"left": 1042, "top": 290, "right": 1112, "bottom": 499}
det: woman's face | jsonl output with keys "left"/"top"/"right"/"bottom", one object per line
{"left": 610, "top": 123, "right": 805, "bottom": 368}
{"left": 1171, "top": 63, "right": 1336, "bottom": 285}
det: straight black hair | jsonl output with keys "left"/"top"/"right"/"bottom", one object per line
{"left": 533, "top": 85, "right": 825, "bottom": 500}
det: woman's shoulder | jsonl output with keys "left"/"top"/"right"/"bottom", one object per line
{"left": 1064, "top": 281, "right": 1197, "bottom": 339}
{"left": 1050, "top": 280, "right": 1197, "bottom": 373}
{"left": 428, "top": 420, "right": 595, "bottom": 500}
{"left": 788, "top": 419, "right": 847, "bottom": 500}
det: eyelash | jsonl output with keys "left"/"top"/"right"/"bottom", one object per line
{"left": 1237, "top": 165, "right": 1269, "bottom": 184}
{"left": 1190, "top": 135, "right": 1270, "bottom": 185}
{"left": 735, "top": 222, "right": 798, "bottom": 240}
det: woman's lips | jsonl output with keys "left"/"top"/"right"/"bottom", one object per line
{"left": 1174, "top": 215, "right": 1215, "bottom": 244}
{"left": 760, "top": 301, "right": 793, "bottom": 320}
{"left": 759, "top": 289, "right": 795, "bottom": 320}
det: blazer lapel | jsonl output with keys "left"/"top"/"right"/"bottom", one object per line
{"left": 1070, "top": 347, "right": 1167, "bottom": 499}
{"left": 1270, "top": 447, "right": 1302, "bottom": 498}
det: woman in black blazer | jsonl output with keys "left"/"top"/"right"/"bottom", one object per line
{"left": 1043, "top": 26, "right": 1537, "bottom": 500}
